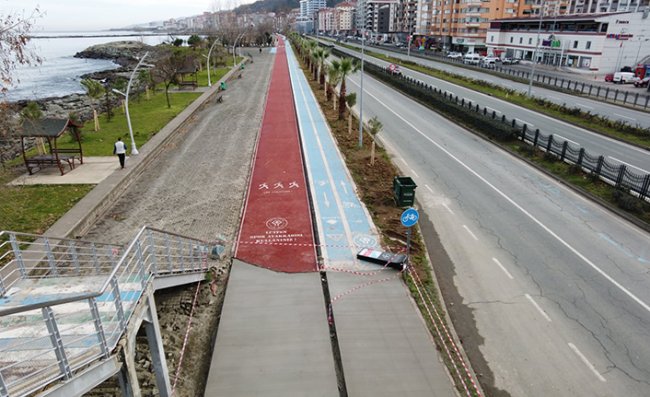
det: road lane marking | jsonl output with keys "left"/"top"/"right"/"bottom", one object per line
{"left": 410, "top": 169, "right": 419, "bottom": 177}
{"left": 485, "top": 106, "right": 501, "bottom": 115}
{"left": 349, "top": 78, "right": 650, "bottom": 316}
{"left": 445, "top": 90, "right": 455, "bottom": 97}
{"left": 547, "top": 95, "right": 561, "bottom": 101}
{"left": 515, "top": 118, "right": 534, "bottom": 128}
{"left": 607, "top": 156, "right": 650, "bottom": 174}
{"left": 442, "top": 203, "right": 454, "bottom": 215}
{"left": 525, "top": 293, "right": 551, "bottom": 322}
{"left": 568, "top": 343, "right": 606, "bottom": 382}
{"left": 462, "top": 225, "right": 478, "bottom": 241}
{"left": 614, "top": 113, "right": 636, "bottom": 122}
{"left": 554, "top": 134, "right": 579, "bottom": 146}
{"left": 576, "top": 103, "right": 593, "bottom": 110}
{"left": 425, "top": 184, "right": 434, "bottom": 193}
{"left": 492, "top": 258, "right": 514, "bottom": 280}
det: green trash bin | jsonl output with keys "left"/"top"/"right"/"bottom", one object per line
{"left": 393, "top": 176, "right": 417, "bottom": 207}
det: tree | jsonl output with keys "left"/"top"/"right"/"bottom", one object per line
{"left": 153, "top": 47, "right": 191, "bottom": 108}
{"left": 327, "top": 62, "right": 341, "bottom": 103}
{"left": 318, "top": 49, "right": 330, "bottom": 87}
{"left": 21, "top": 102, "right": 46, "bottom": 154}
{"left": 187, "top": 34, "right": 203, "bottom": 48}
{"left": 331, "top": 58, "right": 360, "bottom": 119}
{"left": 0, "top": 7, "right": 43, "bottom": 93}
{"left": 80, "top": 79, "right": 104, "bottom": 131}
{"left": 346, "top": 92, "right": 356, "bottom": 135}
{"left": 172, "top": 38, "right": 184, "bottom": 47}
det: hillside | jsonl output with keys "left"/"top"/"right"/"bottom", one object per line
{"left": 235, "top": 0, "right": 337, "bottom": 13}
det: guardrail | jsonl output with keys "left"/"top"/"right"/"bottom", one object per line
{"left": 329, "top": 46, "right": 650, "bottom": 201}
{"left": 0, "top": 227, "right": 210, "bottom": 397}
{"left": 330, "top": 39, "right": 650, "bottom": 110}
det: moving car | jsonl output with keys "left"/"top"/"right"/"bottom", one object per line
{"left": 447, "top": 52, "right": 463, "bottom": 59}
{"left": 502, "top": 57, "right": 520, "bottom": 65}
{"left": 463, "top": 53, "right": 481, "bottom": 65}
{"left": 613, "top": 71, "right": 635, "bottom": 84}
{"left": 634, "top": 76, "right": 650, "bottom": 87}
{"left": 387, "top": 63, "right": 402, "bottom": 76}
{"left": 604, "top": 73, "right": 614, "bottom": 82}
{"left": 480, "top": 57, "right": 499, "bottom": 68}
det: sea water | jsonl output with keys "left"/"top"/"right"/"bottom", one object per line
{"left": 4, "top": 31, "right": 182, "bottom": 102}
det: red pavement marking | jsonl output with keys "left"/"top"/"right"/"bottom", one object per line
{"left": 234, "top": 38, "right": 317, "bottom": 273}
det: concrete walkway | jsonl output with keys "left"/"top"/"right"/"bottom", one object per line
{"left": 7, "top": 157, "right": 120, "bottom": 186}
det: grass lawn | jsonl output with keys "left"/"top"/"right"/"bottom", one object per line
{"left": 1, "top": 87, "right": 203, "bottom": 234}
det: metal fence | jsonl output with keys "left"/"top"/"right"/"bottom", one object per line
{"left": 366, "top": 43, "right": 650, "bottom": 110}
{"left": 398, "top": 71, "right": 650, "bottom": 200}
{"left": 0, "top": 227, "right": 210, "bottom": 397}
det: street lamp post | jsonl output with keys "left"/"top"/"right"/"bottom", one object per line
{"left": 407, "top": 34, "right": 412, "bottom": 60}
{"left": 634, "top": 35, "right": 647, "bottom": 66}
{"left": 233, "top": 33, "right": 245, "bottom": 67}
{"left": 527, "top": 0, "right": 545, "bottom": 97}
{"left": 358, "top": 28, "right": 365, "bottom": 149}
{"left": 204, "top": 38, "right": 220, "bottom": 87}
{"left": 112, "top": 51, "right": 149, "bottom": 156}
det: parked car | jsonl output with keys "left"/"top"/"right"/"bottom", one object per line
{"left": 502, "top": 57, "right": 520, "bottom": 65}
{"left": 446, "top": 52, "right": 463, "bottom": 59}
{"left": 604, "top": 73, "right": 614, "bottom": 82}
{"left": 480, "top": 57, "right": 498, "bottom": 68}
{"left": 634, "top": 76, "right": 650, "bottom": 87}
{"left": 387, "top": 63, "right": 402, "bottom": 76}
{"left": 613, "top": 71, "right": 635, "bottom": 84}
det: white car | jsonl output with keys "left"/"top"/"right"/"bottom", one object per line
{"left": 447, "top": 52, "right": 463, "bottom": 59}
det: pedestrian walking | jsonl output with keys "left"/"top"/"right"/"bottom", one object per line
{"left": 114, "top": 137, "right": 127, "bottom": 169}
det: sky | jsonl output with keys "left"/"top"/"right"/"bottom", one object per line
{"left": 2, "top": 0, "right": 249, "bottom": 31}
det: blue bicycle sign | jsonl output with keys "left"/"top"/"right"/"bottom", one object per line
{"left": 400, "top": 208, "right": 419, "bottom": 227}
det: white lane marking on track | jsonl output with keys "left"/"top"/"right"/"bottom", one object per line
{"left": 614, "top": 113, "right": 636, "bottom": 122}
{"left": 607, "top": 156, "right": 650, "bottom": 174}
{"left": 349, "top": 77, "right": 650, "bottom": 316}
{"left": 462, "top": 225, "right": 479, "bottom": 241}
{"left": 525, "top": 293, "right": 551, "bottom": 322}
{"left": 554, "top": 134, "right": 579, "bottom": 146}
{"left": 492, "top": 258, "right": 514, "bottom": 280}
{"left": 425, "top": 184, "right": 434, "bottom": 193}
{"left": 568, "top": 343, "right": 607, "bottom": 382}
{"left": 410, "top": 169, "right": 419, "bottom": 178}
{"left": 442, "top": 203, "right": 454, "bottom": 215}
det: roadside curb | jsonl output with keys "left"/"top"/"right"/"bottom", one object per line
{"left": 43, "top": 61, "right": 248, "bottom": 240}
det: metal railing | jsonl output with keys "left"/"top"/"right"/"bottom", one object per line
{"left": 0, "top": 227, "right": 210, "bottom": 397}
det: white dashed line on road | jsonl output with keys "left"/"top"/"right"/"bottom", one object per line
{"left": 554, "top": 134, "right": 579, "bottom": 146}
{"left": 492, "top": 258, "right": 514, "bottom": 280}
{"left": 576, "top": 103, "right": 593, "bottom": 110}
{"left": 614, "top": 113, "right": 636, "bottom": 122}
{"left": 607, "top": 156, "right": 650, "bottom": 174}
{"left": 525, "top": 294, "right": 551, "bottom": 322}
{"left": 462, "top": 225, "right": 478, "bottom": 241}
{"left": 568, "top": 343, "right": 606, "bottom": 382}
{"left": 442, "top": 203, "right": 454, "bottom": 215}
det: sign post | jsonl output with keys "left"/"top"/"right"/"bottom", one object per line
{"left": 400, "top": 208, "right": 419, "bottom": 267}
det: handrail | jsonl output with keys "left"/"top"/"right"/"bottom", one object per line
{"left": 0, "top": 229, "right": 120, "bottom": 247}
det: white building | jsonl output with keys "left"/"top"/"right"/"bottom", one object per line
{"left": 336, "top": 2, "right": 357, "bottom": 32}
{"left": 486, "top": 11, "right": 650, "bottom": 71}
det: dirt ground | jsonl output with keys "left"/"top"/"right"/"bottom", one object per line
{"left": 83, "top": 50, "right": 273, "bottom": 396}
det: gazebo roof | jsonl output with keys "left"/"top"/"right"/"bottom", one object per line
{"left": 20, "top": 118, "right": 70, "bottom": 138}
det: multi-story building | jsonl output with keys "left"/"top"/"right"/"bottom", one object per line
{"left": 486, "top": 11, "right": 650, "bottom": 71}
{"left": 416, "top": 0, "right": 648, "bottom": 53}
{"left": 317, "top": 7, "right": 337, "bottom": 32}
{"left": 336, "top": 2, "right": 357, "bottom": 33}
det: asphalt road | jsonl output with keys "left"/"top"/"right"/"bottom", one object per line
{"left": 344, "top": 70, "right": 650, "bottom": 396}
{"left": 326, "top": 42, "right": 650, "bottom": 177}
{"left": 328, "top": 40, "right": 650, "bottom": 130}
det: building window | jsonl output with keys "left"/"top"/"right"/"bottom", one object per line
{"left": 510, "top": 37, "right": 514, "bottom": 43}
{"left": 586, "top": 41, "right": 591, "bottom": 49}
{"left": 519, "top": 37, "right": 523, "bottom": 44}
{"left": 529, "top": 38, "right": 532, "bottom": 44}
{"left": 573, "top": 40, "right": 578, "bottom": 49}
{"left": 490, "top": 35, "right": 494, "bottom": 42}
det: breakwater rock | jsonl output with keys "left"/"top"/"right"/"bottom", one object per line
{"left": 75, "top": 41, "right": 155, "bottom": 66}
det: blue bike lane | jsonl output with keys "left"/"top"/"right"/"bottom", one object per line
{"left": 286, "top": 45, "right": 380, "bottom": 269}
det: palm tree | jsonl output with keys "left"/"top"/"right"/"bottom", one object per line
{"left": 81, "top": 78, "right": 104, "bottom": 131}
{"left": 318, "top": 48, "right": 330, "bottom": 87}
{"left": 327, "top": 61, "right": 341, "bottom": 103}
{"left": 312, "top": 47, "right": 323, "bottom": 81}
{"left": 345, "top": 92, "right": 356, "bottom": 135}
{"left": 333, "top": 58, "right": 360, "bottom": 119}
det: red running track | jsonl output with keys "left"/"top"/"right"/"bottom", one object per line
{"left": 234, "top": 38, "right": 317, "bottom": 273}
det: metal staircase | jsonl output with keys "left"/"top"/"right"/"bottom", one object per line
{"left": 0, "top": 227, "right": 212, "bottom": 397}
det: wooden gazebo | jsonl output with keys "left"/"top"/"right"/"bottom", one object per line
{"left": 20, "top": 118, "right": 84, "bottom": 176}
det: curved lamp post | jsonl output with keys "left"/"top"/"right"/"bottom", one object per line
{"left": 112, "top": 51, "right": 149, "bottom": 155}
{"left": 233, "top": 33, "right": 246, "bottom": 67}
{"left": 204, "top": 38, "right": 221, "bottom": 87}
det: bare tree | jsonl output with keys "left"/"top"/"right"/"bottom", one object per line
{"left": 0, "top": 7, "right": 43, "bottom": 93}
{"left": 153, "top": 47, "right": 194, "bottom": 108}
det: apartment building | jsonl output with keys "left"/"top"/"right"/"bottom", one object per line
{"left": 337, "top": 2, "right": 358, "bottom": 32}
{"left": 416, "top": 0, "right": 647, "bottom": 53}
{"left": 487, "top": 11, "right": 650, "bottom": 71}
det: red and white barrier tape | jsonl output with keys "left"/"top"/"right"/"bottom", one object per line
{"left": 171, "top": 279, "right": 202, "bottom": 396}
{"left": 408, "top": 268, "right": 481, "bottom": 397}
